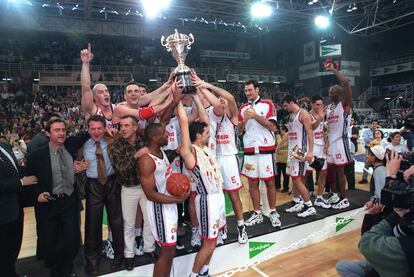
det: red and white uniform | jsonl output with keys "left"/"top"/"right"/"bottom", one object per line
{"left": 286, "top": 109, "right": 308, "bottom": 178}
{"left": 239, "top": 97, "right": 276, "bottom": 180}
{"left": 146, "top": 150, "right": 178, "bottom": 246}
{"left": 326, "top": 102, "right": 353, "bottom": 166}
{"left": 163, "top": 117, "right": 182, "bottom": 173}
{"left": 206, "top": 106, "right": 217, "bottom": 154}
{"left": 210, "top": 112, "right": 242, "bottom": 192}
{"left": 187, "top": 145, "right": 225, "bottom": 239}
{"left": 96, "top": 104, "right": 116, "bottom": 129}
{"left": 310, "top": 113, "right": 327, "bottom": 171}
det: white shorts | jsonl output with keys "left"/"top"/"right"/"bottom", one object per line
{"left": 241, "top": 153, "right": 276, "bottom": 181}
{"left": 286, "top": 157, "right": 308, "bottom": 178}
{"left": 195, "top": 193, "right": 222, "bottom": 240}
{"left": 308, "top": 145, "right": 328, "bottom": 172}
{"left": 327, "top": 139, "right": 353, "bottom": 166}
{"left": 217, "top": 155, "right": 243, "bottom": 192}
{"left": 218, "top": 191, "right": 226, "bottom": 230}
{"left": 147, "top": 200, "right": 178, "bottom": 246}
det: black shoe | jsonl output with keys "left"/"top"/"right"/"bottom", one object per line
{"left": 124, "top": 258, "right": 134, "bottom": 271}
{"left": 176, "top": 239, "right": 185, "bottom": 250}
{"left": 145, "top": 251, "right": 159, "bottom": 262}
{"left": 111, "top": 257, "right": 123, "bottom": 270}
{"left": 281, "top": 188, "right": 289, "bottom": 193}
{"left": 358, "top": 180, "right": 368, "bottom": 184}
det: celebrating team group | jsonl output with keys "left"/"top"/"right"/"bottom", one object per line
{"left": 76, "top": 44, "right": 354, "bottom": 277}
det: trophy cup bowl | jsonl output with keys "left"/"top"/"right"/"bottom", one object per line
{"left": 161, "top": 29, "right": 195, "bottom": 94}
{"left": 291, "top": 145, "right": 325, "bottom": 171}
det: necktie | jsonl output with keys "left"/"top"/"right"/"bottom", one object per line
{"left": 96, "top": 142, "right": 108, "bottom": 185}
{"left": 57, "top": 147, "right": 72, "bottom": 195}
{"left": 0, "top": 148, "right": 19, "bottom": 178}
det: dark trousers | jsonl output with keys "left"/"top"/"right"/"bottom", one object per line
{"left": 37, "top": 192, "right": 81, "bottom": 277}
{"left": 85, "top": 177, "right": 124, "bottom": 270}
{"left": 345, "top": 162, "right": 356, "bottom": 190}
{"left": 306, "top": 171, "right": 315, "bottom": 192}
{"left": 275, "top": 163, "right": 289, "bottom": 190}
{"left": 0, "top": 211, "right": 23, "bottom": 277}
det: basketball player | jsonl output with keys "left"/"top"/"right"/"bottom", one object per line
{"left": 282, "top": 95, "right": 317, "bottom": 217}
{"left": 238, "top": 80, "right": 281, "bottom": 227}
{"left": 192, "top": 78, "right": 248, "bottom": 244}
{"left": 309, "top": 95, "right": 331, "bottom": 208}
{"left": 325, "top": 63, "right": 353, "bottom": 209}
{"left": 138, "top": 123, "right": 190, "bottom": 277}
{"left": 177, "top": 99, "right": 223, "bottom": 277}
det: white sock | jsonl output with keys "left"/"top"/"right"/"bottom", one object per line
{"left": 293, "top": 197, "right": 301, "bottom": 203}
{"left": 255, "top": 210, "right": 262, "bottom": 214}
{"left": 269, "top": 208, "right": 276, "bottom": 213}
{"left": 108, "top": 231, "right": 113, "bottom": 242}
{"left": 304, "top": 201, "right": 313, "bottom": 207}
{"left": 200, "top": 265, "right": 209, "bottom": 275}
{"left": 237, "top": 220, "right": 244, "bottom": 227}
{"left": 189, "top": 272, "right": 198, "bottom": 277}
{"left": 135, "top": 228, "right": 142, "bottom": 237}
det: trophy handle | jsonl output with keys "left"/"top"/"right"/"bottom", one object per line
{"left": 187, "top": 33, "right": 194, "bottom": 50}
{"left": 161, "top": 36, "right": 172, "bottom": 52}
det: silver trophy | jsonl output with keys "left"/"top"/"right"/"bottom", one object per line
{"left": 161, "top": 29, "right": 195, "bottom": 94}
{"left": 291, "top": 145, "right": 325, "bottom": 171}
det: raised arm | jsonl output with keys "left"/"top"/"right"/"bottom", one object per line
{"left": 177, "top": 101, "right": 195, "bottom": 169}
{"left": 138, "top": 155, "right": 187, "bottom": 203}
{"left": 159, "top": 81, "right": 183, "bottom": 127}
{"left": 326, "top": 63, "right": 352, "bottom": 112}
{"left": 193, "top": 92, "right": 209, "bottom": 128}
{"left": 80, "top": 43, "right": 96, "bottom": 117}
{"left": 137, "top": 73, "right": 175, "bottom": 107}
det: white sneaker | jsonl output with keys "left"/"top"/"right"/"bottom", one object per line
{"left": 237, "top": 225, "right": 248, "bottom": 244}
{"left": 326, "top": 193, "right": 340, "bottom": 204}
{"left": 269, "top": 211, "right": 282, "bottom": 227}
{"left": 245, "top": 211, "right": 263, "bottom": 226}
{"left": 297, "top": 205, "right": 317, "bottom": 218}
{"left": 286, "top": 202, "right": 305, "bottom": 213}
{"left": 219, "top": 227, "right": 228, "bottom": 240}
{"left": 103, "top": 240, "right": 114, "bottom": 260}
{"left": 134, "top": 237, "right": 144, "bottom": 256}
{"left": 314, "top": 197, "right": 332, "bottom": 209}
{"left": 332, "top": 198, "right": 350, "bottom": 209}
{"left": 191, "top": 227, "right": 201, "bottom": 248}
{"left": 216, "top": 234, "right": 224, "bottom": 246}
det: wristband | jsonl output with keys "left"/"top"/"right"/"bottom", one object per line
{"left": 138, "top": 107, "right": 155, "bottom": 120}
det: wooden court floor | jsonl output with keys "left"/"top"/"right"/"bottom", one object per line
{"left": 19, "top": 173, "right": 370, "bottom": 277}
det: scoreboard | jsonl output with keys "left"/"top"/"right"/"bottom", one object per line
{"left": 320, "top": 57, "right": 341, "bottom": 71}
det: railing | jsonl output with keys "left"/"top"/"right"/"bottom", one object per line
{"left": 371, "top": 53, "right": 414, "bottom": 69}
{"left": 357, "top": 86, "right": 380, "bottom": 100}
{"left": 386, "top": 84, "right": 414, "bottom": 110}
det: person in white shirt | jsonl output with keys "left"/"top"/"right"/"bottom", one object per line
{"left": 385, "top": 132, "right": 409, "bottom": 154}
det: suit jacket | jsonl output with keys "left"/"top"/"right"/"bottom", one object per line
{"left": 0, "top": 142, "right": 23, "bottom": 224}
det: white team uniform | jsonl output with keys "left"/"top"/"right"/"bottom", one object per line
{"left": 146, "top": 150, "right": 178, "bottom": 246}
{"left": 96, "top": 104, "right": 116, "bottom": 129}
{"left": 162, "top": 117, "right": 183, "bottom": 173}
{"left": 187, "top": 145, "right": 226, "bottom": 239}
{"left": 310, "top": 113, "right": 328, "bottom": 171}
{"left": 206, "top": 106, "right": 217, "bottom": 155}
{"left": 239, "top": 97, "right": 277, "bottom": 180}
{"left": 326, "top": 102, "right": 353, "bottom": 166}
{"left": 210, "top": 112, "right": 243, "bottom": 192}
{"left": 286, "top": 109, "right": 309, "bottom": 178}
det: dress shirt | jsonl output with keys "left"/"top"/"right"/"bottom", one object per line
{"left": 83, "top": 138, "right": 115, "bottom": 179}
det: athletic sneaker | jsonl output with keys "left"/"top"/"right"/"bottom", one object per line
{"left": 332, "top": 198, "right": 350, "bottom": 209}
{"left": 199, "top": 270, "right": 210, "bottom": 277}
{"left": 191, "top": 227, "right": 201, "bottom": 249}
{"left": 297, "top": 205, "right": 317, "bottom": 218}
{"left": 216, "top": 234, "right": 224, "bottom": 246}
{"left": 326, "top": 193, "right": 340, "bottom": 204}
{"left": 134, "top": 236, "right": 144, "bottom": 256}
{"left": 285, "top": 202, "right": 305, "bottom": 213}
{"left": 219, "top": 227, "right": 228, "bottom": 240}
{"left": 103, "top": 240, "right": 114, "bottom": 260}
{"left": 245, "top": 211, "right": 263, "bottom": 226}
{"left": 176, "top": 239, "right": 185, "bottom": 250}
{"left": 314, "top": 197, "right": 332, "bottom": 209}
{"left": 269, "top": 211, "right": 282, "bottom": 227}
{"left": 237, "top": 225, "right": 248, "bottom": 244}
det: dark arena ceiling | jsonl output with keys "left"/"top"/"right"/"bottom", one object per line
{"left": 3, "top": 0, "right": 414, "bottom": 36}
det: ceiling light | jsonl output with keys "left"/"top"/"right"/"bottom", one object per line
{"left": 251, "top": 2, "right": 272, "bottom": 18}
{"left": 314, "top": 15, "right": 330, "bottom": 29}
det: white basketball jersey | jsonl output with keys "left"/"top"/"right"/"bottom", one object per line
{"left": 326, "top": 102, "right": 351, "bottom": 144}
{"left": 188, "top": 145, "right": 223, "bottom": 195}
{"left": 311, "top": 113, "right": 325, "bottom": 147}
{"left": 287, "top": 109, "right": 307, "bottom": 154}
{"left": 162, "top": 117, "right": 181, "bottom": 151}
{"left": 211, "top": 113, "right": 238, "bottom": 156}
{"left": 206, "top": 106, "right": 217, "bottom": 154}
{"left": 96, "top": 104, "right": 116, "bottom": 129}
{"left": 148, "top": 150, "right": 173, "bottom": 195}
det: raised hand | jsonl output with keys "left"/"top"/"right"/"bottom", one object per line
{"left": 189, "top": 69, "right": 202, "bottom": 83}
{"left": 324, "top": 63, "right": 334, "bottom": 71}
{"left": 80, "top": 43, "right": 94, "bottom": 64}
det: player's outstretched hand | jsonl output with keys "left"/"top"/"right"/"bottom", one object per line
{"left": 80, "top": 43, "right": 93, "bottom": 64}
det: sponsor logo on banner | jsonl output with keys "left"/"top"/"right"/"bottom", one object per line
{"left": 320, "top": 44, "right": 342, "bottom": 57}
{"left": 249, "top": 241, "right": 275, "bottom": 259}
{"left": 304, "top": 41, "right": 316, "bottom": 63}
{"left": 336, "top": 217, "right": 354, "bottom": 232}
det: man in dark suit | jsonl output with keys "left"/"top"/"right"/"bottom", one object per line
{"left": 25, "top": 117, "right": 87, "bottom": 277}
{"left": 0, "top": 142, "right": 38, "bottom": 276}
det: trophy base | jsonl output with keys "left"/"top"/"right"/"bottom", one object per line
{"left": 175, "top": 71, "right": 195, "bottom": 94}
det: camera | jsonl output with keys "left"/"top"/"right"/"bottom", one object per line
{"left": 381, "top": 177, "right": 414, "bottom": 210}
{"left": 385, "top": 149, "right": 414, "bottom": 171}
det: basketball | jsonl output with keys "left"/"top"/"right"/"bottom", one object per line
{"left": 166, "top": 173, "right": 190, "bottom": 197}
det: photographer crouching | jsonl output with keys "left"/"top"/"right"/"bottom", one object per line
{"left": 336, "top": 150, "right": 414, "bottom": 277}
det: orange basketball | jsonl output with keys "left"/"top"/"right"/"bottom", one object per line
{"left": 167, "top": 173, "right": 190, "bottom": 197}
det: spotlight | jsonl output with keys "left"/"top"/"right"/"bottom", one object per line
{"left": 251, "top": 2, "right": 272, "bottom": 18}
{"left": 314, "top": 15, "right": 330, "bottom": 29}
{"left": 141, "top": 0, "right": 171, "bottom": 18}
